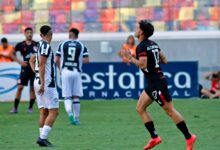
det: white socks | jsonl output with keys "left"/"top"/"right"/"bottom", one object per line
{"left": 39, "top": 128, "right": 42, "bottom": 135}
{"left": 73, "top": 98, "right": 80, "bottom": 118}
{"left": 40, "top": 125, "right": 52, "bottom": 139}
{"left": 64, "top": 98, "right": 73, "bottom": 116}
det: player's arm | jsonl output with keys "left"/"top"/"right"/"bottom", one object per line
{"left": 55, "top": 56, "right": 60, "bottom": 70}
{"left": 83, "top": 46, "right": 89, "bottom": 64}
{"left": 39, "top": 55, "right": 47, "bottom": 95}
{"left": 55, "top": 43, "right": 62, "bottom": 70}
{"left": 122, "top": 49, "right": 147, "bottom": 69}
{"left": 29, "top": 54, "right": 36, "bottom": 72}
{"left": 130, "top": 56, "right": 147, "bottom": 69}
{"left": 38, "top": 43, "right": 50, "bottom": 95}
{"left": 10, "top": 45, "right": 27, "bottom": 67}
{"left": 159, "top": 51, "right": 168, "bottom": 64}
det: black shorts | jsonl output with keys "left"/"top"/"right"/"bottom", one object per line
{"left": 18, "top": 66, "right": 35, "bottom": 86}
{"left": 145, "top": 78, "right": 172, "bottom": 106}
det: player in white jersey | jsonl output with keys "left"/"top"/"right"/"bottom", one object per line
{"left": 29, "top": 25, "right": 59, "bottom": 147}
{"left": 56, "top": 28, "right": 89, "bottom": 125}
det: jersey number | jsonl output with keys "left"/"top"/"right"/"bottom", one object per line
{"left": 68, "top": 47, "right": 76, "bottom": 61}
{"left": 152, "top": 49, "right": 159, "bottom": 68}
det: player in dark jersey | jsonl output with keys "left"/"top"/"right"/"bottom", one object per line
{"left": 9, "top": 27, "right": 37, "bottom": 113}
{"left": 119, "top": 20, "right": 196, "bottom": 150}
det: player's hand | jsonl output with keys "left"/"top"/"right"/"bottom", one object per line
{"left": 20, "top": 61, "right": 28, "bottom": 67}
{"left": 38, "top": 84, "right": 45, "bottom": 96}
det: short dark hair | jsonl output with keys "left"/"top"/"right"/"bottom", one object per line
{"left": 69, "top": 28, "right": 79, "bottom": 38}
{"left": 139, "top": 20, "right": 154, "bottom": 38}
{"left": 1, "top": 37, "right": 8, "bottom": 43}
{"left": 40, "top": 25, "right": 52, "bottom": 36}
{"left": 24, "top": 27, "right": 33, "bottom": 32}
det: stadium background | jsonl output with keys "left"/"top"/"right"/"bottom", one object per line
{"left": 0, "top": 0, "right": 220, "bottom": 100}
{"left": 1, "top": 1, "right": 220, "bottom": 150}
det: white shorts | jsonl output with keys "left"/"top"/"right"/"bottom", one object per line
{"left": 34, "top": 79, "right": 59, "bottom": 109}
{"left": 61, "top": 68, "right": 83, "bottom": 98}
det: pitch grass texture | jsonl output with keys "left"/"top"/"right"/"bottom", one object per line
{"left": 0, "top": 99, "right": 220, "bottom": 150}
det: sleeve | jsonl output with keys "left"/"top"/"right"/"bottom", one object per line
{"left": 14, "top": 43, "right": 20, "bottom": 52}
{"left": 136, "top": 44, "right": 147, "bottom": 58}
{"left": 40, "top": 42, "right": 51, "bottom": 57}
{"left": 33, "top": 42, "right": 39, "bottom": 54}
{"left": 83, "top": 46, "right": 89, "bottom": 58}
{"left": 56, "top": 42, "right": 62, "bottom": 57}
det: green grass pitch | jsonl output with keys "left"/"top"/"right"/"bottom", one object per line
{"left": 0, "top": 99, "right": 220, "bottom": 150}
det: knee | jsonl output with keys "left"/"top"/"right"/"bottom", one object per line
{"left": 164, "top": 108, "right": 175, "bottom": 117}
{"left": 136, "top": 105, "right": 144, "bottom": 114}
{"left": 17, "top": 85, "right": 23, "bottom": 92}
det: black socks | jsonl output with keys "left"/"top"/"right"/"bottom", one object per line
{"left": 176, "top": 121, "right": 191, "bottom": 139}
{"left": 145, "top": 121, "right": 158, "bottom": 138}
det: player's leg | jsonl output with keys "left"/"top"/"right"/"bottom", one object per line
{"left": 162, "top": 101, "right": 196, "bottom": 150}
{"left": 28, "top": 72, "right": 36, "bottom": 112}
{"left": 10, "top": 84, "right": 24, "bottom": 113}
{"left": 73, "top": 96, "right": 80, "bottom": 125}
{"left": 136, "top": 90, "right": 162, "bottom": 150}
{"left": 39, "top": 108, "right": 48, "bottom": 135}
{"left": 62, "top": 69, "right": 74, "bottom": 124}
{"left": 38, "top": 88, "right": 59, "bottom": 147}
{"left": 40, "top": 108, "right": 59, "bottom": 139}
{"left": 72, "top": 71, "right": 83, "bottom": 125}
{"left": 10, "top": 69, "right": 28, "bottom": 113}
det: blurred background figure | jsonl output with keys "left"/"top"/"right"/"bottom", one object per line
{"left": 0, "top": 38, "right": 14, "bottom": 62}
{"left": 118, "top": 35, "right": 136, "bottom": 65}
{"left": 200, "top": 71, "right": 220, "bottom": 99}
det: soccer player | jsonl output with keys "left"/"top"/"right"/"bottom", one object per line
{"left": 29, "top": 25, "right": 59, "bottom": 147}
{"left": 55, "top": 28, "right": 89, "bottom": 125}
{"left": 119, "top": 20, "right": 196, "bottom": 150}
{"left": 9, "top": 27, "right": 37, "bottom": 113}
